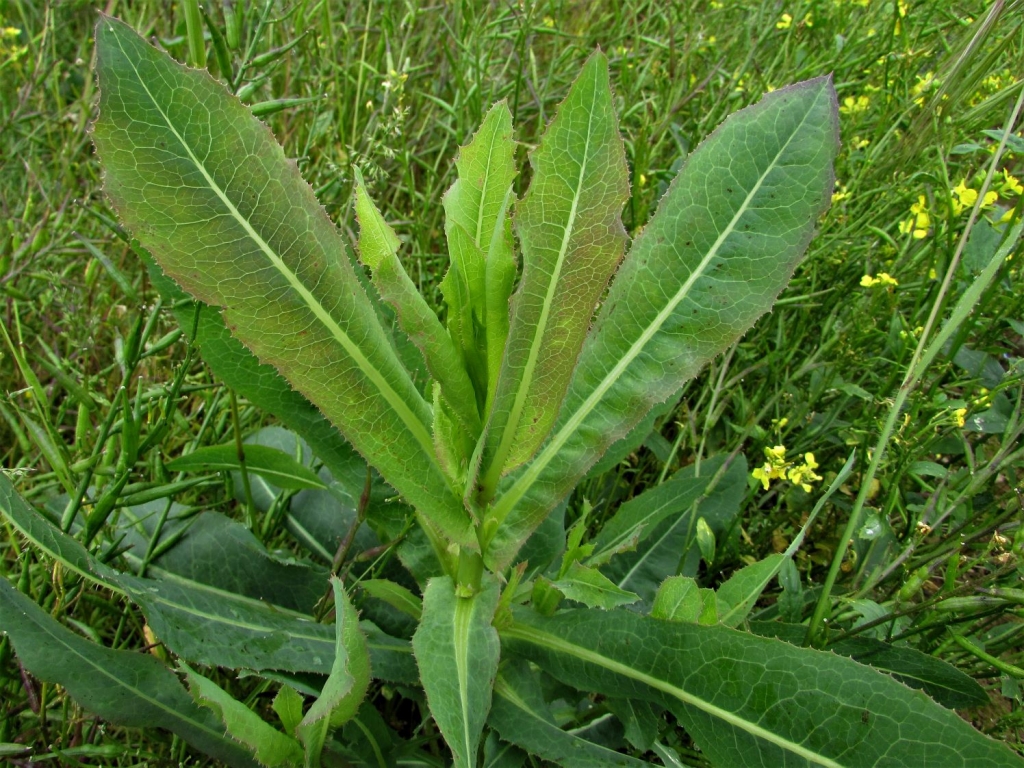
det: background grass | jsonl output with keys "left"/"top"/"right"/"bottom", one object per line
{"left": 1, "top": 0, "right": 1023, "bottom": 763}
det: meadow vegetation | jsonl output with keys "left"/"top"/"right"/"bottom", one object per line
{"left": 1, "top": 0, "right": 1023, "bottom": 764}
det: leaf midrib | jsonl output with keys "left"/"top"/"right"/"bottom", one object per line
{"left": 483, "top": 79, "right": 598, "bottom": 487}
{"left": 453, "top": 594, "right": 476, "bottom": 764}
{"left": 489, "top": 91, "right": 821, "bottom": 529}
{"left": 109, "top": 28, "right": 437, "bottom": 465}
{"left": 502, "top": 622, "right": 845, "bottom": 768}
{"left": 10, "top": 587, "right": 229, "bottom": 744}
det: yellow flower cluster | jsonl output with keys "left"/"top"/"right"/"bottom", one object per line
{"left": 752, "top": 446, "right": 822, "bottom": 493}
{"left": 953, "top": 408, "right": 967, "bottom": 428}
{"left": 898, "top": 195, "right": 930, "bottom": 238}
{"left": 839, "top": 95, "right": 870, "bottom": 116}
{"left": 951, "top": 180, "right": 998, "bottom": 215}
{"left": 861, "top": 272, "right": 898, "bottom": 288}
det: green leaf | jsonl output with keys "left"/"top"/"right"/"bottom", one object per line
{"left": 93, "top": 17, "right": 473, "bottom": 549}
{"left": 551, "top": 562, "right": 639, "bottom": 609}
{"left": 715, "top": 554, "right": 785, "bottom": 627}
{"left": 0, "top": 475, "right": 337, "bottom": 673}
{"left": 489, "top": 663, "right": 653, "bottom": 767}
{"left": 651, "top": 577, "right": 703, "bottom": 623}
{"left": 413, "top": 575, "right": 501, "bottom": 768}
{"left": 601, "top": 456, "right": 746, "bottom": 602}
{"left": 748, "top": 622, "right": 990, "bottom": 710}
{"left": 486, "top": 76, "right": 840, "bottom": 570}
{"left": 183, "top": 663, "right": 304, "bottom": 767}
{"left": 166, "top": 444, "right": 326, "bottom": 490}
{"left": 0, "top": 579, "right": 257, "bottom": 768}
{"left": 605, "top": 698, "right": 660, "bottom": 752}
{"left": 146, "top": 259, "right": 364, "bottom": 492}
{"left": 121, "top": 507, "right": 329, "bottom": 615}
{"left": 360, "top": 620, "right": 420, "bottom": 686}
{"left": 273, "top": 686, "right": 305, "bottom": 736}
{"left": 473, "top": 51, "right": 629, "bottom": 504}
{"left": 502, "top": 608, "right": 1020, "bottom": 767}
{"left": 590, "top": 455, "right": 730, "bottom": 565}
{"left": 442, "top": 101, "right": 518, "bottom": 410}
{"left": 354, "top": 169, "right": 481, "bottom": 437}
{"left": 298, "top": 577, "right": 371, "bottom": 767}
{"left": 360, "top": 578, "right": 423, "bottom": 620}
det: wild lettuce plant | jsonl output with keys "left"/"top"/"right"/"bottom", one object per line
{"left": 1, "top": 15, "right": 1020, "bottom": 768}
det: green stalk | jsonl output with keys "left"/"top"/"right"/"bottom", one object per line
{"left": 181, "top": 0, "right": 207, "bottom": 68}
{"left": 807, "top": 86, "right": 1024, "bottom": 647}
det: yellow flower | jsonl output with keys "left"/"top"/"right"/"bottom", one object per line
{"left": 898, "top": 195, "right": 930, "bottom": 238}
{"left": 832, "top": 184, "right": 849, "bottom": 204}
{"left": 982, "top": 190, "right": 999, "bottom": 208}
{"left": 839, "top": 95, "right": 870, "bottom": 116}
{"left": 542, "top": 16, "right": 555, "bottom": 27}
{"left": 1002, "top": 169, "right": 1023, "bottom": 196}
{"left": 776, "top": 13, "right": 793, "bottom": 29}
{"left": 953, "top": 408, "right": 967, "bottom": 427}
{"left": 861, "top": 273, "right": 898, "bottom": 288}
{"left": 752, "top": 445, "right": 822, "bottom": 492}
{"left": 952, "top": 179, "right": 977, "bottom": 215}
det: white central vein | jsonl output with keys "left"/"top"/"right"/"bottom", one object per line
{"left": 503, "top": 623, "right": 845, "bottom": 768}
{"left": 453, "top": 596, "right": 475, "bottom": 761}
{"left": 114, "top": 29, "right": 437, "bottom": 466}
{"left": 490, "top": 98, "right": 818, "bottom": 529}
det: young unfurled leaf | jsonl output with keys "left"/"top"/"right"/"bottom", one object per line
{"left": 442, "top": 101, "right": 518, "bottom": 413}
{"left": 183, "top": 663, "right": 304, "bottom": 768}
{"left": 413, "top": 575, "right": 501, "bottom": 768}
{"left": 472, "top": 52, "right": 629, "bottom": 506}
{"left": 272, "top": 686, "right": 305, "bottom": 736}
{"left": 93, "top": 16, "right": 474, "bottom": 549}
{"left": 354, "top": 169, "right": 481, "bottom": 438}
{"left": 485, "top": 76, "right": 840, "bottom": 571}
{"left": 297, "top": 577, "right": 371, "bottom": 766}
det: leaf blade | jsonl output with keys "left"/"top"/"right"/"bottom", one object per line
{"left": 473, "top": 52, "right": 629, "bottom": 500}
{"left": 413, "top": 575, "right": 501, "bottom": 767}
{"left": 487, "top": 76, "right": 840, "bottom": 570}
{"left": 93, "top": 17, "right": 473, "bottom": 548}
{"left": 0, "top": 579, "right": 257, "bottom": 768}
{"left": 502, "top": 608, "right": 1020, "bottom": 767}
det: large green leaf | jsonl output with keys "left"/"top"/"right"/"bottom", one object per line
{"left": 93, "top": 17, "right": 473, "bottom": 549}
{"left": 472, "top": 52, "right": 629, "bottom": 505}
{"left": 0, "top": 579, "right": 257, "bottom": 768}
{"left": 0, "top": 474, "right": 368, "bottom": 676}
{"left": 413, "top": 575, "right": 501, "bottom": 767}
{"left": 748, "top": 622, "right": 989, "bottom": 710}
{"left": 120, "top": 507, "right": 329, "bottom": 614}
{"left": 502, "top": 608, "right": 1021, "bottom": 766}
{"left": 485, "top": 77, "right": 840, "bottom": 570}
{"left": 489, "top": 663, "right": 653, "bottom": 767}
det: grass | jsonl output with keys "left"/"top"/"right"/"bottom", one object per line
{"left": 1, "top": 0, "right": 1023, "bottom": 763}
